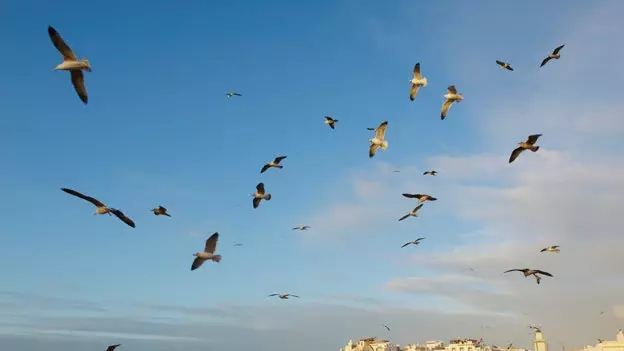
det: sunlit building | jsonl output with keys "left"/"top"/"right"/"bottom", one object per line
{"left": 575, "top": 329, "right": 624, "bottom": 351}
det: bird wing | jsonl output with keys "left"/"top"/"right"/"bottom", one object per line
{"left": 409, "top": 84, "right": 419, "bottom": 101}
{"left": 416, "top": 237, "right": 426, "bottom": 242}
{"left": 324, "top": 116, "right": 333, "bottom": 122}
{"left": 253, "top": 197, "right": 261, "bottom": 208}
{"left": 508, "top": 146, "right": 525, "bottom": 163}
{"left": 204, "top": 232, "right": 219, "bottom": 253}
{"left": 48, "top": 26, "right": 77, "bottom": 61}
{"left": 383, "top": 325, "right": 390, "bottom": 331}
{"left": 375, "top": 121, "right": 388, "bottom": 139}
{"left": 540, "top": 248, "right": 547, "bottom": 252}
{"left": 329, "top": 122, "right": 335, "bottom": 129}
{"left": 552, "top": 44, "right": 565, "bottom": 55}
{"left": 441, "top": 100, "right": 453, "bottom": 120}
{"left": 234, "top": 93, "right": 242, "bottom": 96}
{"left": 106, "top": 345, "right": 121, "bottom": 351}
{"left": 503, "top": 269, "right": 523, "bottom": 274}
{"left": 260, "top": 164, "right": 271, "bottom": 173}
{"left": 398, "top": 213, "right": 410, "bottom": 221}
{"left": 413, "top": 63, "right": 422, "bottom": 79}
{"left": 402, "top": 193, "right": 419, "bottom": 198}
{"left": 506, "top": 65, "right": 514, "bottom": 71}
{"left": 552, "top": 245, "right": 560, "bottom": 249}
{"left": 496, "top": 60, "right": 505, "bottom": 67}
{"left": 191, "top": 256, "right": 207, "bottom": 270}
{"left": 158, "top": 206, "right": 167, "bottom": 212}
{"left": 526, "top": 134, "right": 542, "bottom": 144}
{"left": 110, "top": 209, "right": 136, "bottom": 228}
{"left": 422, "top": 171, "right": 429, "bottom": 175}
{"left": 534, "top": 269, "right": 553, "bottom": 277}
{"left": 447, "top": 85, "right": 457, "bottom": 94}
{"left": 366, "top": 127, "right": 375, "bottom": 131}
{"left": 256, "top": 182, "right": 265, "bottom": 195}
{"left": 71, "top": 70, "right": 88, "bottom": 104}
{"left": 268, "top": 293, "right": 279, "bottom": 297}
{"left": 61, "top": 188, "right": 105, "bottom": 207}
{"left": 274, "top": 156, "right": 287, "bottom": 164}
{"left": 369, "top": 144, "right": 379, "bottom": 158}
{"left": 289, "top": 294, "right": 300, "bottom": 298}
{"left": 401, "top": 242, "right": 412, "bottom": 248}
{"left": 540, "top": 57, "right": 552, "bottom": 67}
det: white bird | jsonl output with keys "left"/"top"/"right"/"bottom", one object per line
{"left": 369, "top": 121, "right": 388, "bottom": 158}
{"left": 61, "top": 188, "right": 135, "bottom": 228}
{"left": 540, "top": 44, "right": 565, "bottom": 67}
{"left": 423, "top": 170, "right": 438, "bottom": 176}
{"left": 260, "top": 156, "right": 287, "bottom": 173}
{"left": 191, "top": 232, "right": 221, "bottom": 271}
{"left": 402, "top": 193, "right": 437, "bottom": 203}
{"left": 252, "top": 182, "right": 272, "bottom": 208}
{"left": 324, "top": 116, "right": 338, "bottom": 129}
{"left": 226, "top": 92, "right": 242, "bottom": 98}
{"left": 268, "top": 293, "right": 299, "bottom": 299}
{"left": 540, "top": 245, "right": 560, "bottom": 253}
{"left": 503, "top": 268, "right": 553, "bottom": 285}
{"left": 401, "top": 237, "right": 426, "bottom": 248}
{"left": 441, "top": 85, "right": 463, "bottom": 120}
{"left": 509, "top": 134, "right": 542, "bottom": 163}
{"left": 48, "top": 26, "right": 91, "bottom": 104}
{"left": 398, "top": 204, "right": 424, "bottom": 221}
{"left": 409, "top": 63, "right": 428, "bottom": 101}
{"left": 292, "top": 225, "right": 311, "bottom": 231}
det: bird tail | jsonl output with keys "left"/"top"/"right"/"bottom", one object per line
{"left": 213, "top": 255, "right": 222, "bottom": 263}
{"left": 82, "top": 59, "right": 92, "bottom": 72}
{"left": 381, "top": 140, "right": 388, "bottom": 150}
{"left": 276, "top": 165, "right": 283, "bottom": 169}
{"left": 531, "top": 146, "right": 540, "bottom": 152}
{"left": 164, "top": 213, "right": 171, "bottom": 217}
{"left": 422, "top": 77, "right": 428, "bottom": 87}
{"left": 265, "top": 194, "right": 272, "bottom": 201}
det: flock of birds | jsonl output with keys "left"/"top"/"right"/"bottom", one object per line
{"left": 43, "top": 22, "right": 574, "bottom": 350}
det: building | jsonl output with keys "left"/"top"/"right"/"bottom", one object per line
{"left": 575, "top": 329, "right": 624, "bottom": 351}
{"left": 341, "top": 337, "right": 391, "bottom": 351}
{"left": 534, "top": 328, "right": 548, "bottom": 351}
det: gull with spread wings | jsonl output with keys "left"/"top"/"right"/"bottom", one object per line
{"left": 503, "top": 268, "right": 553, "bottom": 284}
{"left": 369, "top": 121, "right": 389, "bottom": 158}
{"left": 226, "top": 92, "right": 242, "bottom": 98}
{"left": 293, "top": 225, "right": 311, "bottom": 231}
{"left": 441, "top": 85, "right": 463, "bottom": 120}
{"left": 540, "top": 44, "right": 565, "bottom": 67}
{"left": 409, "top": 63, "right": 428, "bottom": 101}
{"left": 261, "top": 156, "right": 287, "bottom": 173}
{"left": 401, "top": 237, "right": 426, "bottom": 248}
{"left": 106, "top": 345, "right": 121, "bottom": 351}
{"left": 540, "top": 245, "right": 560, "bottom": 253}
{"left": 509, "top": 134, "right": 542, "bottom": 163}
{"left": 151, "top": 206, "right": 171, "bottom": 217}
{"left": 268, "top": 293, "right": 299, "bottom": 299}
{"left": 496, "top": 60, "right": 514, "bottom": 71}
{"left": 324, "top": 116, "right": 338, "bottom": 129}
{"left": 48, "top": 26, "right": 91, "bottom": 104}
{"left": 423, "top": 170, "right": 437, "bottom": 176}
{"left": 402, "top": 193, "right": 437, "bottom": 204}
{"left": 252, "top": 182, "right": 272, "bottom": 208}
{"left": 191, "top": 232, "right": 222, "bottom": 270}
{"left": 398, "top": 204, "right": 424, "bottom": 222}
{"left": 61, "top": 188, "right": 135, "bottom": 228}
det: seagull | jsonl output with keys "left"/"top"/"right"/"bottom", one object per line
{"left": 393, "top": 170, "right": 401, "bottom": 173}
{"left": 226, "top": 92, "right": 242, "bottom": 98}
{"left": 292, "top": 225, "right": 311, "bottom": 231}
{"left": 106, "top": 345, "right": 121, "bottom": 351}
{"left": 496, "top": 60, "right": 514, "bottom": 71}
{"left": 503, "top": 268, "right": 553, "bottom": 284}
{"left": 423, "top": 170, "right": 438, "bottom": 176}
{"left": 261, "top": 156, "right": 287, "bottom": 173}
{"left": 509, "top": 134, "right": 542, "bottom": 163}
{"left": 398, "top": 204, "right": 424, "bottom": 221}
{"left": 191, "top": 232, "right": 221, "bottom": 271}
{"left": 463, "top": 267, "right": 475, "bottom": 272}
{"left": 401, "top": 237, "right": 426, "bottom": 248}
{"left": 268, "top": 293, "right": 299, "bottom": 299}
{"left": 369, "top": 121, "right": 389, "bottom": 158}
{"left": 382, "top": 324, "right": 391, "bottom": 332}
{"left": 540, "top": 44, "right": 565, "bottom": 67}
{"left": 48, "top": 26, "right": 91, "bottom": 105}
{"left": 409, "top": 62, "right": 428, "bottom": 101}
{"left": 324, "top": 116, "right": 338, "bottom": 129}
{"left": 540, "top": 245, "right": 560, "bottom": 253}
{"left": 597, "top": 339, "right": 604, "bottom": 344}
{"left": 233, "top": 242, "right": 243, "bottom": 247}
{"left": 61, "top": 188, "right": 135, "bottom": 228}
{"left": 252, "top": 182, "right": 272, "bottom": 209}
{"left": 151, "top": 206, "right": 171, "bottom": 217}
{"left": 441, "top": 85, "right": 463, "bottom": 120}
{"left": 402, "top": 193, "right": 437, "bottom": 203}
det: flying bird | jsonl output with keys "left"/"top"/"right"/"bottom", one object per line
{"left": 402, "top": 193, "right": 437, "bottom": 203}
{"left": 226, "top": 92, "right": 242, "bottom": 98}
{"left": 540, "top": 44, "right": 565, "bottom": 67}
{"left": 260, "top": 156, "right": 287, "bottom": 173}
{"left": 463, "top": 268, "right": 475, "bottom": 272}
{"left": 268, "top": 293, "right": 299, "bottom": 299}
{"left": 369, "top": 121, "right": 389, "bottom": 158}
{"left": 252, "top": 182, "right": 272, "bottom": 208}
{"left": 401, "top": 237, "right": 426, "bottom": 248}
{"left": 324, "top": 116, "right": 338, "bottom": 129}
{"left": 191, "top": 232, "right": 221, "bottom": 271}
{"left": 496, "top": 60, "right": 514, "bottom": 71}
{"left": 382, "top": 324, "right": 391, "bottom": 332}
{"left": 61, "top": 188, "right": 135, "bottom": 228}
{"left": 409, "top": 62, "right": 428, "bottom": 101}
{"left": 106, "top": 345, "right": 121, "bottom": 351}
{"left": 151, "top": 206, "right": 171, "bottom": 217}
{"left": 540, "top": 245, "right": 560, "bottom": 253}
{"left": 398, "top": 204, "right": 424, "bottom": 221}
{"left": 48, "top": 25, "right": 91, "bottom": 104}
{"left": 423, "top": 170, "right": 438, "bottom": 176}
{"left": 441, "top": 85, "right": 463, "bottom": 120}
{"left": 509, "top": 134, "right": 542, "bottom": 163}
{"left": 233, "top": 242, "right": 243, "bottom": 247}
{"left": 503, "top": 268, "right": 553, "bottom": 284}
{"left": 393, "top": 170, "right": 401, "bottom": 173}
{"left": 292, "top": 225, "right": 311, "bottom": 231}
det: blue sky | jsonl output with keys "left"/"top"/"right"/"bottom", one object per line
{"left": 2, "top": 1, "right": 624, "bottom": 350}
